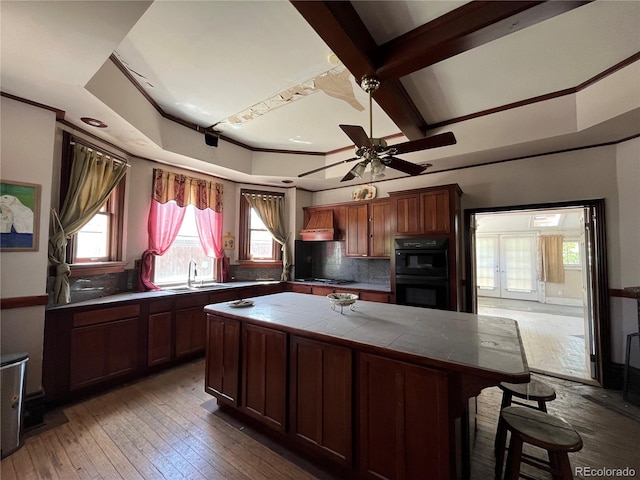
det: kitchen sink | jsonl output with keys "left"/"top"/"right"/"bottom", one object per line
{"left": 167, "top": 283, "right": 226, "bottom": 292}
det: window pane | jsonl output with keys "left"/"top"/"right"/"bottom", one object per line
{"left": 563, "top": 241, "right": 580, "bottom": 266}
{"left": 154, "top": 205, "right": 215, "bottom": 285}
{"left": 250, "top": 229, "right": 274, "bottom": 259}
{"left": 75, "top": 214, "right": 108, "bottom": 260}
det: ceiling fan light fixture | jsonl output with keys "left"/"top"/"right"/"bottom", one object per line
{"left": 352, "top": 162, "right": 367, "bottom": 179}
{"left": 371, "top": 158, "right": 386, "bottom": 179}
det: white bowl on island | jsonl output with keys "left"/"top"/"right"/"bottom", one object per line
{"left": 327, "top": 293, "right": 358, "bottom": 314}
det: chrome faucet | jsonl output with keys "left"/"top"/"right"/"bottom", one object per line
{"left": 187, "top": 259, "right": 198, "bottom": 287}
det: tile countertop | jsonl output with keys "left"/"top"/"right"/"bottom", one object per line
{"left": 205, "top": 292, "right": 530, "bottom": 381}
{"left": 46, "top": 281, "right": 282, "bottom": 310}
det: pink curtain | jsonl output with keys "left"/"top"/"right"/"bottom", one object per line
{"left": 194, "top": 207, "right": 231, "bottom": 282}
{"left": 138, "top": 200, "right": 186, "bottom": 291}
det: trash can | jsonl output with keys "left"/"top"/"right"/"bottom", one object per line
{"left": 1, "top": 352, "right": 28, "bottom": 458}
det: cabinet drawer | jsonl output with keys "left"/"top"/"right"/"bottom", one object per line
{"left": 359, "top": 291, "right": 390, "bottom": 303}
{"left": 73, "top": 304, "right": 140, "bottom": 328}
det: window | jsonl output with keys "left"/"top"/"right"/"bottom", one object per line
{"left": 563, "top": 240, "right": 581, "bottom": 267}
{"left": 153, "top": 204, "right": 215, "bottom": 285}
{"left": 72, "top": 185, "right": 123, "bottom": 263}
{"left": 239, "top": 190, "right": 281, "bottom": 263}
{"left": 60, "top": 133, "right": 126, "bottom": 269}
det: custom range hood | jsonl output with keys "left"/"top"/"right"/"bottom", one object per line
{"left": 300, "top": 209, "right": 336, "bottom": 241}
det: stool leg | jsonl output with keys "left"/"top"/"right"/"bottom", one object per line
{"left": 501, "top": 392, "right": 513, "bottom": 410}
{"left": 554, "top": 452, "right": 574, "bottom": 480}
{"left": 504, "top": 435, "right": 523, "bottom": 480}
{"left": 494, "top": 417, "right": 508, "bottom": 480}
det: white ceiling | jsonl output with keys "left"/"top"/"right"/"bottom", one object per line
{"left": 1, "top": 1, "right": 639, "bottom": 191}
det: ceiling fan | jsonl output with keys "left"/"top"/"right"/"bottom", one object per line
{"left": 298, "top": 75, "right": 457, "bottom": 182}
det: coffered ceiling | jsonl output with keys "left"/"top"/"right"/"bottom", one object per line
{"left": 1, "top": 1, "right": 639, "bottom": 191}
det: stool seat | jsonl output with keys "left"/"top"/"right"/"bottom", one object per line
{"left": 501, "top": 406, "right": 583, "bottom": 453}
{"left": 498, "top": 378, "right": 556, "bottom": 413}
{"left": 495, "top": 406, "right": 583, "bottom": 480}
{"left": 499, "top": 379, "right": 557, "bottom": 403}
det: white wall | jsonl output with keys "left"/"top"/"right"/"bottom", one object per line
{"left": 0, "top": 97, "right": 56, "bottom": 394}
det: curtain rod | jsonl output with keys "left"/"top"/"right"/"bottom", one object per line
{"left": 69, "top": 141, "right": 130, "bottom": 167}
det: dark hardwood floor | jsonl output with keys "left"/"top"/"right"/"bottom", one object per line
{"left": 2, "top": 359, "right": 639, "bottom": 479}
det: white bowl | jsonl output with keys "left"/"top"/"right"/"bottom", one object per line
{"left": 327, "top": 293, "right": 358, "bottom": 313}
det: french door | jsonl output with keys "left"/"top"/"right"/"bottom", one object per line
{"left": 476, "top": 234, "right": 538, "bottom": 301}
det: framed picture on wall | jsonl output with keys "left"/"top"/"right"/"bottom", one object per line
{"left": 0, "top": 180, "right": 41, "bottom": 252}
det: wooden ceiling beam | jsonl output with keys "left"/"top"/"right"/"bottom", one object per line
{"left": 375, "top": 1, "right": 592, "bottom": 81}
{"left": 290, "top": 0, "right": 427, "bottom": 140}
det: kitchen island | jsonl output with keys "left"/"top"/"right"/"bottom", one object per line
{"left": 204, "top": 292, "right": 529, "bottom": 480}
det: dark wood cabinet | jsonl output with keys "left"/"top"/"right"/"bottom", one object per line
{"left": 311, "top": 285, "right": 335, "bottom": 297}
{"left": 147, "top": 312, "right": 172, "bottom": 366}
{"left": 241, "top": 324, "right": 287, "bottom": 431}
{"left": 205, "top": 315, "right": 240, "bottom": 406}
{"left": 369, "top": 199, "right": 392, "bottom": 257}
{"left": 69, "top": 317, "right": 138, "bottom": 391}
{"left": 421, "top": 190, "right": 451, "bottom": 233}
{"left": 290, "top": 336, "right": 352, "bottom": 466}
{"left": 346, "top": 203, "right": 369, "bottom": 257}
{"left": 175, "top": 293, "right": 208, "bottom": 358}
{"left": 390, "top": 185, "right": 461, "bottom": 236}
{"left": 289, "top": 283, "right": 312, "bottom": 294}
{"left": 345, "top": 200, "right": 391, "bottom": 258}
{"left": 392, "top": 193, "right": 422, "bottom": 236}
{"left": 357, "top": 291, "right": 390, "bottom": 303}
{"left": 358, "top": 353, "right": 450, "bottom": 480}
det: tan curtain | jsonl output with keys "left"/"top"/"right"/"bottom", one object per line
{"left": 243, "top": 193, "right": 290, "bottom": 281}
{"left": 152, "top": 168, "right": 222, "bottom": 211}
{"left": 540, "top": 235, "right": 565, "bottom": 283}
{"left": 48, "top": 143, "right": 128, "bottom": 304}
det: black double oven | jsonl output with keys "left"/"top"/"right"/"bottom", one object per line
{"left": 394, "top": 237, "right": 450, "bottom": 310}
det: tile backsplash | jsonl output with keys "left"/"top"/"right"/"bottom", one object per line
{"left": 295, "top": 240, "right": 390, "bottom": 285}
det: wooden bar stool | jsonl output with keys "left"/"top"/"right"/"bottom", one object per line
{"left": 495, "top": 406, "right": 583, "bottom": 480}
{"left": 499, "top": 378, "right": 556, "bottom": 412}
{"left": 495, "top": 378, "right": 557, "bottom": 455}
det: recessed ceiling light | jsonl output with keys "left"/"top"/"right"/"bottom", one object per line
{"left": 282, "top": 180, "right": 293, "bottom": 184}
{"left": 81, "top": 117, "right": 108, "bottom": 128}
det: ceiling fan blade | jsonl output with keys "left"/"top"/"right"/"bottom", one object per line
{"left": 341, "top": 170, "right": 357, "bottom": 182}
{"left": 339, "top": 124, "right": 372, "bottom": 148}
{"left": 382, "top": 156, "right": 429, "bottom": 176}
{"left": 298, "top": 157, "right": 358, "bottom": 178}
{"left": 392, "top": 132, "right": 456, "bottom": 155}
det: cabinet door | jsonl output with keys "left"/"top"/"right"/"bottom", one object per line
{"left": 148, "top": 312, "right": 172, "bottom": 366}
{"left": 345, "top": 204, "right": 369, "bottom": 257}
{"left": 311, "top": 285, "right": 335, "bottom": 297}
{"left": 394, "top": 194, "right": 422, "bottom": 235}
{"left": 242, "top": 324, "right": 287, "bottom": 431}
{"left": 70, "top": 318, "right": 138, "bottom": 390}
{"left": 358, "top": 291, "right": 390, "bottom": 303}
{"left": 289, "top": 283, "right": 312, "bottom": 294}
{"left": 175, "top": 306, "right": 206, "bottom": 357}
{"left": 205, "top": 315, "right": 240, "bottom": 406}
{"left": 290, "top": 336, "right": 352, "bottom": 466}
{"left": 421, "top": 190, "right": 450, "bottom": 233}
{"left": 359, "top": 353, "right": 449, "bottom": 480}
{"left": 369, "top": 200, "right": 391, "bottom": 257}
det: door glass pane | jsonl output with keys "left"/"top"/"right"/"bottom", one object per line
{"left": 503, "top": 236, "right": 534, "bottom": 292}
{"left": 476, "top": 237, "right": 496, "bottom": 289}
